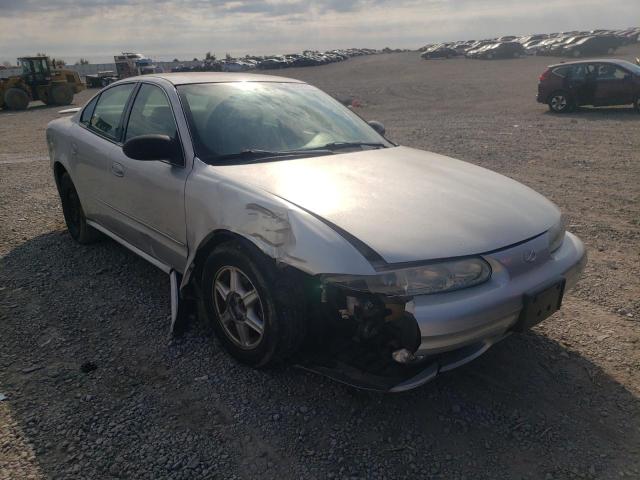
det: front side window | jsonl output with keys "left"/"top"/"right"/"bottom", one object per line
{"left": 177, "top": 82, "right": 389, "bottom": 163}
{"left": 89, "top": 83, "right": 136, "bottom": 141}
{"left": 596, "top": 64, "right": 628, "bottom": 80}
{"left": 125, "top": 84, "right": 178, "bottom": 142}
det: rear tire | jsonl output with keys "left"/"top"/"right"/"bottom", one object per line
{"left": 635, "top": 96, "right": 640, "bottom": 113}
{"left": 49, "top": 85, "right": 73, "bottom": 106}
{"left": 4, "top": 88, "right": 29, "bottom": 110}
{"left": 201, "top": 241, "right": 306, "bottom": 368}
{"left": 58, "top": 172, "right": 101, "bottom": 244}
{"left": 548, "top": 91, "right": 574, "bottom": 113}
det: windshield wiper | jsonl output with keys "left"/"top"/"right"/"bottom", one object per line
{"left": 318, "top": 142, "right": 387, "bottom": 151}
{"left": 213, "top": 148, "right": 334, "bottom": 163}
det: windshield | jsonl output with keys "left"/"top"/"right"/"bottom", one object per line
{"left": 177, "top": 82, "right": 390, "bottom": 163}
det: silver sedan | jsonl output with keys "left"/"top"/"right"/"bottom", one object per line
{"left": 46, "top": 73, "right": 586, "bottom": 392}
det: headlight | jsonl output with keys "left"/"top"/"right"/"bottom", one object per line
{"left": 322, "top": 258, "right": 491, "bottom": 297}
{"left": 548, "top": 215, "right": 566, "bottom": 253}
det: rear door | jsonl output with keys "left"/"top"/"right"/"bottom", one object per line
{"left": 567, "top": 63, "right": 597, "bottom": 105}
{"left": 593, "top": 63, "right": 635, "bottom": 106}
{"left": 100, "top": 82, "right": 189, "bottom": 270}
{"left": 71, "top": 83, "right": 137, "bottom": 230}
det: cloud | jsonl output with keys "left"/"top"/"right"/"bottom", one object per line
{"left": 0, "top": 0, "right": 638, "bottom": 63}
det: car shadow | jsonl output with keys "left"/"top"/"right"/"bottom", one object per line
{"left": 0, "top": 231, "right": 638, "bottom": 479}
{"left": 544, "top": 105, "right": 639, "bottom": 121}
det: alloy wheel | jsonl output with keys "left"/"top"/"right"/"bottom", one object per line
{"left": 212, "top": 266, "right": 265, "bottom": 349}
{"left": 550, "top": 94, "right": 567, "bottom": 112}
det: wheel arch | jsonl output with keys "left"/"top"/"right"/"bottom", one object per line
{"left": 548, "top": 89, "right": 574, "bottom": 112}
{"left": 181, "top": 228, "right": 277, "bottom": 292}
{"left": 53, "top": 161, "right": 68, "bottom": 189}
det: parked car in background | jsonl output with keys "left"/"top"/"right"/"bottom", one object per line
{"left": 465, "top": 43, "right": 496, "bottom": 58}
{"left": 537, "top": 59, "right": 640, "bottom": 112}
{"left": 47, "top": 72, "right": 585, "bottom": 392}
{"left": 540, "top": 35, "right": 588, "bottom": 56}
{"left": 420, "top": 46, "right": 457, "bottom": 59}
{"left": 522, "top": 39, "right": 547, "bottom": 55}
{"left": 562, "top": 35, "right": 624, "bottom": 57}
{"left": 468, "top": 41, "right": 525, "bottom": 59}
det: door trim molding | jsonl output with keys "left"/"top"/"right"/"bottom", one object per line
{"left": 87, "top": 220, "right": 173, "bottom": 274}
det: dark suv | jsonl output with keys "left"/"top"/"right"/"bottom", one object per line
{"left": 537, "top": 59, "right": 640, "bottom": 113}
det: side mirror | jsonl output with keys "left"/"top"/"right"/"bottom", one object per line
{"left": 123, "top": 134, "right": 179, "bottom": 162}
{"left": 368, "top": 120, "right": 386, "bottom": 136}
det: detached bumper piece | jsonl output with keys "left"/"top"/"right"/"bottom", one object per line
{"left": 296, "top": 332, "right": 508, "bottom": 393}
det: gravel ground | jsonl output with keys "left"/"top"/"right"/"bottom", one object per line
{"left": 1, "top": 47, "right": 639, "bottom": 479}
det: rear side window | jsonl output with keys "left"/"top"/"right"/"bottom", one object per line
{"left": 571, "top": 64, "right": 596, "bottom": 80}
{"left": 552, "top": 66, "right": 572, "bottom": 78}
{"left": 89, "top": 83, "right": 136, "bottom": 141}
{"left": 80, "top": 96, "right": 98, "bottom": 125}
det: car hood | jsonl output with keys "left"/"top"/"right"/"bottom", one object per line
{"left": 212, "top": 146, "right": 561, "bottom": 264}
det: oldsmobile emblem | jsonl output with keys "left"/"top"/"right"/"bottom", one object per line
{"left": 523, "top": 249, "right": 537, "bottom": 263}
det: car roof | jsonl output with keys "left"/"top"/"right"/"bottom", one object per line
{"left": 547, "top": 59, "right": 635, "bottom": 69}
{"left": 123, "top": 72, "right": 306, "bottom": 86}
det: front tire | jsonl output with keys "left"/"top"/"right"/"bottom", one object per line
{"left": 58, "top": 172, "right": 101, "bottom": 244}
{"left": 634, "top": 96, "right": 640, "bottom": 112}
{"left": 548, "top": 91, "right": 574, "bottom": 113}
{"left": 48, "top": 85, "right": 73, "bottom": 106}
{"left": 201, "top": 241, "right": 305, "bottom": 368}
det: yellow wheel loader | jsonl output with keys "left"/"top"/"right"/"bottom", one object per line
{"left": 0, "top": 56, "right": 85, "bottom": 111}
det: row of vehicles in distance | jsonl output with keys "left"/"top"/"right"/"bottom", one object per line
{"left": 420, "top": 27, "right": 640, "bottom": 60}
{"left": 171, "top": 48, "right": 378, "bottom": 73}
{"left": 85, "top": 53, "right": 162, "bottom": 88}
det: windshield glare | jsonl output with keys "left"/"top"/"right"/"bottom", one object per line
{"left": 177, "top": 82, "right": 389, "bottom": 162}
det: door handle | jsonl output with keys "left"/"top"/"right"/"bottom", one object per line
{"left": 111, "top": 162, "right": 125, "bottom": 177}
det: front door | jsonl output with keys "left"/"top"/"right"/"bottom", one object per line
{"left": 101, "top": 83, "right": 189, "bottom": 271}
{"left": 593, "top": 64, "right": 635, "bottom": 106}
{"left": 72, "top": 83, "right": 137, "bottom": 232}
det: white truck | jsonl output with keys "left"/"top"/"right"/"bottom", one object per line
{"left": 114, "top": 52, "right": 162, "bottom": 79}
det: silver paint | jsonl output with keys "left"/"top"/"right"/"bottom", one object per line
{"left": 47, "top": 72, "right": 587, "bottom": 389}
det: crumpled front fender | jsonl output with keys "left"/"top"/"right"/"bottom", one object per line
{"left": 180, "top": 160, "right": 376, "bottom": 289}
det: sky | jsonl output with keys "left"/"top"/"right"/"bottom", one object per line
{"left": 0, "top": 0, "right": 638, "bottom": 64}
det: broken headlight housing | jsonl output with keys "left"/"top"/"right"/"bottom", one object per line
{"left": 322, "top": 258, "right": 491, "bottom": 297}
{"left": 548, "top": 215, "right": 566, "bottom": 253}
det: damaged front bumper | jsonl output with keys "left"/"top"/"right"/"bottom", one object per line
{"left": 300, "top": 232, "right": 586, "bottom": 392}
